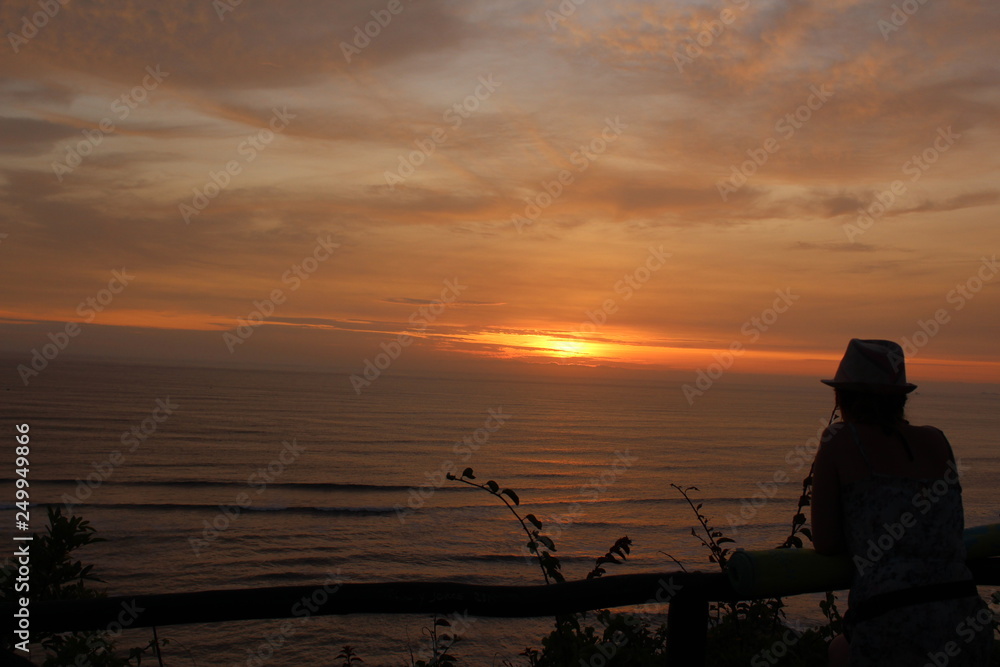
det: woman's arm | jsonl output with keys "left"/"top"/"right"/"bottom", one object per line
{"left": 811, "top": 428, "right": 847, "bottom": 555}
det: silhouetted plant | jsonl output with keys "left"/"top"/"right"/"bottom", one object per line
{"left": 446, "top": 468, "right": 563, "bottom": 584}
{"left": 817, "top": 591, "right": 844, "bottom": 642}
{"left": 585, "top": 537, "right": 632, "bottom": 580}
{"left": 670, "top": 483, "right": 735, "bottom": 569}
{"left": 407, "top": 616, "right": 458, "bottom": 667}
{"left": 777, "top": 472, "right": 813, "bottom": 550}
{"left": 336, "top": 644, "right": 364, "bottom": 666}
{"left": 773, "top": 451, "right": 847, "bottom": 644}
{"left": 669, "top": 483, "right": 742, "bottom": 623}
{"left": 0, "top": 507, "right": 163, "bottom": 666}
{"left": 449, "top": 468, "right": 660, "bottom": 666}
{"left": 668, "top": 485, "right": 836, "bottom": 665}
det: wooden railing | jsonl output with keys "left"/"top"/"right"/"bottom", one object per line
{"left": 13, "top": 554, "right": 1000, "bottom": 665}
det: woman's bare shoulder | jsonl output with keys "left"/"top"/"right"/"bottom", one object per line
{"left": 902, "top": 423, "right": 953, "bottom": 455}
{"left": 902, "top": 422, "right": 949, "bottom": 442}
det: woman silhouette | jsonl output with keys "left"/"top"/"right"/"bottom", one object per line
{"left": 811, "top": 339, "right": 992, "bottom": 666}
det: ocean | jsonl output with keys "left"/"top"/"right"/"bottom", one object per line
{"left": 2, "top": 358, "right": 998, "bottom": 666}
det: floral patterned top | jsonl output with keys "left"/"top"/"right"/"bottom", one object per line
{"left": 840, "top": 423, "right": 972, "bottom": 608}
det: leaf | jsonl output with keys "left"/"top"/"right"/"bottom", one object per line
{"left": 793, "top": 513, "right": 807, "bottom": 526}
{"left": 445, "top": 472, "right": 456, "bottom": 480}
{"left": 537, "top": 535, "right": 556, "bottom": 551}
{"left": 485, "top": 480, "right": 499, "bottom": 494}
{"left": 501, "top": 488, "right": 520, "bottom": 506}
{"left": 800, "top": 527, "right": 813, "bottom": 540}
{"left": 717, "top": 537, "right": 735, "bottom": 544}
{"left": 527, "top": 540, "right": 537, "bottom": 554}
{"left": 462, "top": 467, "right": 475, "bottom": 479}
{"left": 525, "top": 513, "right": 543, "bottom": 530}
{"left": 435, "top": 619, "right": 452, "bottom": 627}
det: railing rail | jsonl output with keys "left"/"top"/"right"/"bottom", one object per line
{"left": 9, "top": 556, "right": 999, "bottom": 666}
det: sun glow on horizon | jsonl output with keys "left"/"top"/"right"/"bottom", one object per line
{"left": 545, "top": 337, "right": 592, "bottom": 358}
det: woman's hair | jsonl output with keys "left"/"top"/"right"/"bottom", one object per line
{"left": 834, "top": 388, "right": 907, "bottom": 432}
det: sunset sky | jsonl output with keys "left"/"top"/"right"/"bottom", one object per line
{"left": 1, "top": 0, "right": 998, "bottom": 385}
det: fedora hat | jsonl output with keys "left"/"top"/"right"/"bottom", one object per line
{"left": 821, "top": 338, "right": 917, "bottom": 394}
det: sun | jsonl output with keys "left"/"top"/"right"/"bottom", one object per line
{"left": 545, "top": 337, "right": 591, "bottom": 358}
{"left": 456, "top": 330, "right": 607, "bottom": 363}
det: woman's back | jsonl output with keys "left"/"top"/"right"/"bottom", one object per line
{"left": 831, "top": 422, "right": 970, "bottom": 604}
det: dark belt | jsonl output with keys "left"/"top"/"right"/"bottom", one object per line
{"left": 848, "top": 580, "right": 979, "bottom": 625}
